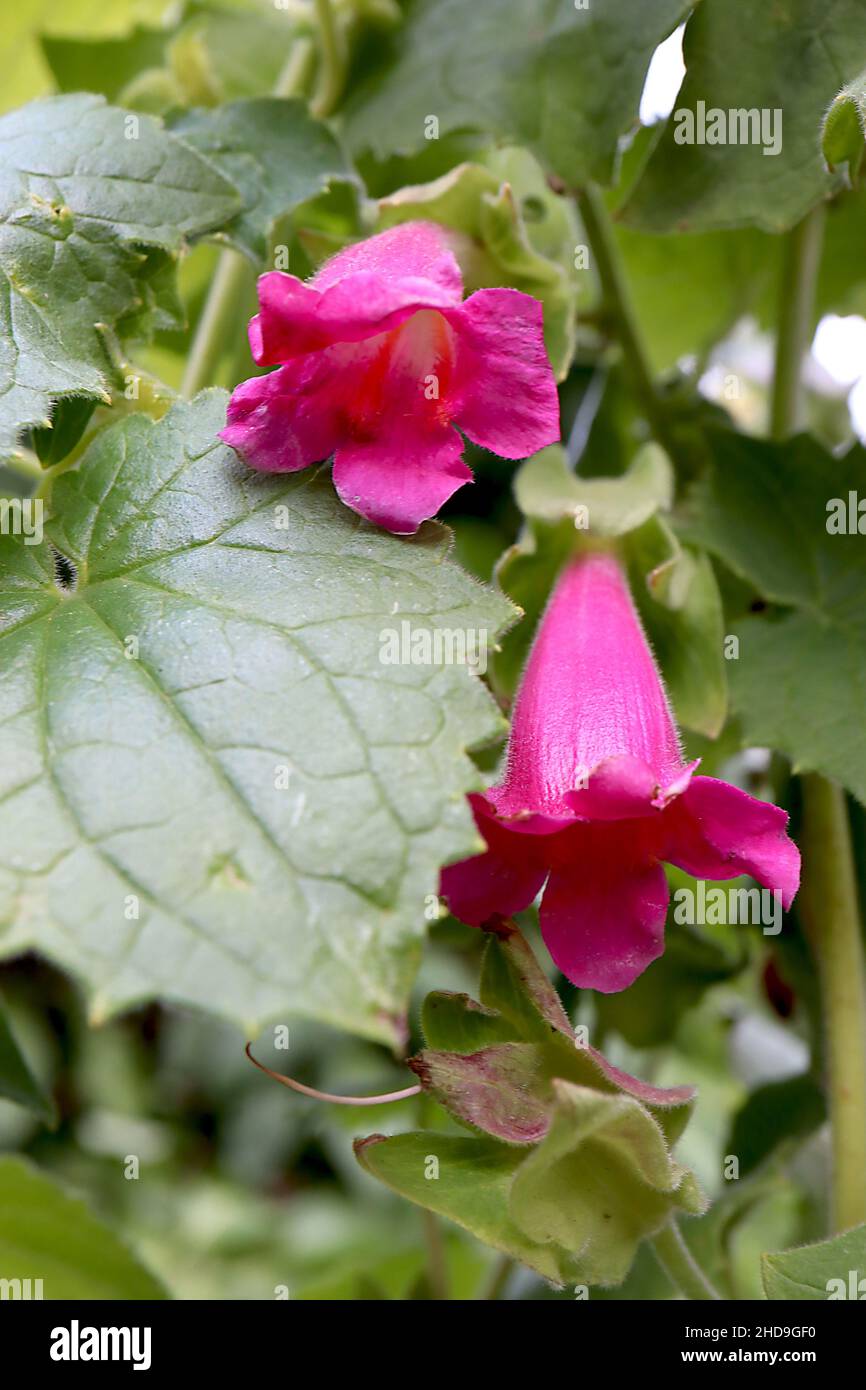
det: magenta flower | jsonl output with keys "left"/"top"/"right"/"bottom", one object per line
{"left": 219, "top": 221, "right": 560, "bottom": 533}
{"left": 441, "top": 550, "right": 800, "bottom": 992}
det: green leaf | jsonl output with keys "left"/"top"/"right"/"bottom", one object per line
{"left": 496, "top": 445, "right": 727, "bottom": 736}
{"left": 0, "top": 999, "right": 56, "bottom": 1124}
{"left": 0, "top": 1155, "right": 166, "bottom": 1298}
{"left": 622, "top": 0, "right": 866, "bottom": 233}
{"left": 479, "top": 920, "right": 573, "bottom": 1043}
{"left": 727, "top": 1074, "right": 825, "bottom": 1179}
{"left": 509, "top": 1080, "right": 706, "bottom": 1286}
{"left": 377, "top": 149, "right": 578, "bottom": 378}
{"left": 0, "top": 93, "right": 240, "bottom": 457}
{"left": 358, "top": 924, "right": 703, "bottom": 1286}
{"left": 170, "top": 99, "right": 354, "bottom": 265}
{"left": 40, "top": 23, "right": 173, "bottom": 106}
{"left": 762, "top": 1223, "right": 866, "bottom": 1299}
{"left": 0, "top": 392, "right": 512, "bottom": 1043}
{"left": 420, "top": 990, "right": 522, "bottom": 1052}
{"left": 0, "top": 0, "right": 169, "bottom": 115}
{"left": 684, "top": 429, "right": 866, "bottom": 803}
{"left": 346, "top": 0, "right": 691, "bottom": 188}
{"left": 354, "top": 1131, "right": 568, "bottom": 1282}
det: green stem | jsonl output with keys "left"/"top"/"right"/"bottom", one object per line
{"left": 274, "top": 35, "right": 316, "bottom": 100}
{"left": 574, "top": 183, "right": 684, "bottom": 468}
{"left": 179, "top": 36, "right": 317, "bottom": 403}
{"left": 422, "top": 1210, "right": 449, "bottom": 1300}
{"left": 771, "top": 206, "right": 866, "bottom": 1232}
{"left": 770, "top": 204, "right": 825, "bottom": 439}
{"left": 180, "top": 249, "right": 251, "bottom": 400}
{"left": 651, "top": 1220, "right": 721, "bottom": 1301}
{"left": 310, "top": 0, "right": 347, "bottom": 119}
{"left": 799, "top": 775, "right": 866, "bottom": 1231}
{"left": 476, "top": 1252, "right": 514, "bottom": 1301}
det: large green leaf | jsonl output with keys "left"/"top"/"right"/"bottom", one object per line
{"left": 621, "top": 0, "right": 866, "bottom": 233}
{"left": 684, "top": 429, "right": 866, "bottom": 803}
{"left": 0, "top": 1156, "right": 165, "bottom": 1298}
{"left": 763, "top": 1223, "right": 866, "bottom": 1299}
{"left": 345, "top": 0, "right": 691, "bottom": 188}
{"left": 0, "top": 392, "right": 512, "bottom": 1042}
{"left": 0, "top": 93, "right": 240, "bottom": 457}
{"left": 171, "top": 98, "right": 353, "bottom": 264}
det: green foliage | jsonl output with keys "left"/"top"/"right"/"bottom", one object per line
{"left": 346, "top": 0, "right": 691, "bottom": 187}
{"left": 0, "top": 392, "right": 512, "bottom": 1042}
{"left": 685, "top": 429, "right": 866, "bottom": 802}
{"left": 0, "top": 93, "right": 239, "bottom": 457}
{"left": 170, "top": 99, "right": 353, "bottom": 264}
{"left": 357, "top": 924, "right": 704, "bottom": 1287}
{"left": 763, "top": 1223, "right": 866, "bottom": 1299}
{"left": 622, "top": 0, "right": 866, "bottom": 232}
{"left": 0, "top": 1156, "right": 166, "bottom": 1298}
{"left": 0, "top": 998, "right": 56, "bottom": 1123}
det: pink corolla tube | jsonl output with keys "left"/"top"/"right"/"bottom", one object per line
{"left": 220, "top": 221, "right": 560, "bottom": 534}
{"left": 441, "top": 549, "right": 800, "bottom": 992}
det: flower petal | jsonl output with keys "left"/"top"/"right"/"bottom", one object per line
{"left": 219, "top": 359, "right": 342, "bottom": 473}
{"left": 661, "top": 776, "right": 801, "bottom": 907}
{"left": 446, "top": 288, "right": 560, "bottom": 457}
{"left": 540, "top": 829, "right": 669, "bottom": 991}
{"left": 440, "top": 797, "right": 547, "bottom": 926}
{"left": 494, "top": 552, "right": 686, "bottom": 817}
{"left": 565, "top": 753, "right": 661, "bottom": 821}
{"left": 333, "top": 426, "right": 471, "bottom": 533}
{"left": 250, "top": 223, "right": 464, "bottom": 365}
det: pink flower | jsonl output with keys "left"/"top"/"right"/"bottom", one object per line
{"left": 219, "top": 221, "right": 560, "bottom": 533}
{"left": 441, "top": 550, "right": 800, "bottom": 992}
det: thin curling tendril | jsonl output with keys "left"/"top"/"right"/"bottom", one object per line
{"left": 244, "top": 1042, "right": 421, "bottom": 1107}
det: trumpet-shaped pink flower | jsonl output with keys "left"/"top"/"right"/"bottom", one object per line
{"left": 441, "top": 550, "right": 800, "bottom": 993}
{"left": 219, "top": 221, "right": 560, "bottom": 533}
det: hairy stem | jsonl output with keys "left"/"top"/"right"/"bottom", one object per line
{"left": 771, "top": 205, "right": 866, "bottom": 1231}
{"left": 574, "top": 183, "right": 684, "bottom": 468}
{"left": 651, "top": 1220, "right": 721, "bottom": 1301}
{"left": 180, "top": 249, "right": 251, "bottom": 400}
{"left": 770, "top": 204, "right": 825, "bottom": 438}
{"left": 422, "top": 1210, "right": 449, "bottom": 1300}
{"left": 799, "top": 775, "right": 866, "bottom": 1230}
{"left": 311, "top": 0, "right": 347, "bottom": 119}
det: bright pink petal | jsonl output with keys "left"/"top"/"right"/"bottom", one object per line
{"left": 445, "top": 288, "right": 560, "bottom": 457}
{"left": 440, "top": 796, "right": 547, "bottom": 926}
{"left": 540, "top": 830, "right": 669, "bottom": 992}
{"left": 219, "top": 359, "right": 342, "bottom": 473}
{"left": 564, "top": 754, "right": 661, "bottom": 821}
{"left": 333, "top": 428, "right": 471, "bottom": 534}
{"left": 312, "top": 221, "right": 463, "bottom": 295}
{"left": 494, "top": 552, "right": 685, "bottom": 818}
{"left": 250, "top": 223, "right": 464, "bottom": 365}
{"left": 662, "top": 776, "right": 801, "bottom": 908}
